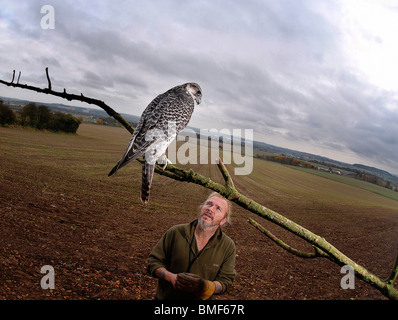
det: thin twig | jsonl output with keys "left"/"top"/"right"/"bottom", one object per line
{"left": 45, "top": 67, "right": 52, "bottom": 90}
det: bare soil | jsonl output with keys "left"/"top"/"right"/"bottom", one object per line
{"left": 1, "top": 124, "right": 397, "bottom": 300}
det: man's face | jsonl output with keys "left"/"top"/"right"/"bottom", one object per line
{"left": 198, "top": 196, "right": 228, "bottom": 230}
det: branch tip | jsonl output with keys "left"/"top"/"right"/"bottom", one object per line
{"left": 45, "top": 67, "right": 52, "bottom": 90}
{"left": 216, "top": 157, "right": 235, "bottom": 187}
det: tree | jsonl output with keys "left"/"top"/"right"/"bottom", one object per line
{"left": 13, "top": 100, "right": 82, "bottom": 133}
{"left": 37, "top": 105, "right": 52, "bottom": 129}
{"left": 20, "top": 103, "right": 39, "bottom": 127}
{"left": 49, "top": 112, "right": 81, "bottom": 133}
{"left": 1, "top": 68, "right": 397, "bottom": 300}
{"left": 0, "top": 100, "right": 16, "bottom": 125}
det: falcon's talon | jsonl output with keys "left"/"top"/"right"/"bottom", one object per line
{"left": 157, "top": 154, "right": 171, "bottom": 170}
{"left": 162, "top": 158, "right": 172, "bottom": 170}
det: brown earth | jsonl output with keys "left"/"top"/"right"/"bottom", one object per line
{"left": 0, "top": 124, "right": 397, "bottom": 300}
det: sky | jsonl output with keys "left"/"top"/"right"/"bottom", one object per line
{"left": 1, "top": 0, "right": 398, "bottom": 175}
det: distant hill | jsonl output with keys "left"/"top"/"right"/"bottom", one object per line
{"left": 352, "top": 164, "right": 396, "bottom": 182}
{"left": 2, "top": 95, "right": 397, "bottom": 183}
{"left": 253, "top": 139, "right": 398, "bottom": 186}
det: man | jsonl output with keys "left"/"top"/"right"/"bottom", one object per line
{"left": 147, "top": 192, "right": 236, "bottom": 300}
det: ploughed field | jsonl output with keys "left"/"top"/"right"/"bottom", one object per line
{"left": 0, "top": 123, "right": 397, "bottom": 300}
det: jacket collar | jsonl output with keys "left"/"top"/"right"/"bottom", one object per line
{"left": 184, "top": 219, "right": 223, "bottom": 249}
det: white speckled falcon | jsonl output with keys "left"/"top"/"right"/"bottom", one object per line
{"left": 108, "top": 83, "right": 202, "bottom": 204}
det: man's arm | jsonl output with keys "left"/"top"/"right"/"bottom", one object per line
{"left": 213, "top": 241, "right": 237, "bottom": 295}
{"left": 154, "top": 267, "right": 178, "bottom": 288}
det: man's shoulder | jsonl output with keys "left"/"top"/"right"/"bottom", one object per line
{"left": 165, "top": 221, "right": 194, "bottom": 237}
{"left": 220, "top": 231, "right": 236, "bottom": 250}
{"left": 167, "top": 223, "right": 187, "bottom": 233}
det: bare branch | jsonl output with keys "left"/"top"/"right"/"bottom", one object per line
{"left": 0, "top": 68, "right": 135, "bottom": 135}
{"left": 11, "top": 70, "right": 15, "bottom": 83}
{"left": 17, "top": 71, "right": 21, "bottom": 84}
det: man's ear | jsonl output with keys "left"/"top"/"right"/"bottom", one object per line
{"left": 219, "top": 217, "right": 227, "bottom": 227}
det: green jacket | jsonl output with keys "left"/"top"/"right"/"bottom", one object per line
{"left": 147, "top": 220, "right": 236, "bottom": 300}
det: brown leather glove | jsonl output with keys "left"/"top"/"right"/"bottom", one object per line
{"left": 176, "top": 272, "right": 216, "bottom": 300}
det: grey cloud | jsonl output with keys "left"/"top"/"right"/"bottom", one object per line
{"left": 1, "top": 0, "right": 398, "bottom": 173}
{"left": 40, "top": 57, "right": 61, "bottom": 68}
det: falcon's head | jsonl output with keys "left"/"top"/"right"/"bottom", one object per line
{"left": 186, "top": 83, "right": 202, "bottom": 105}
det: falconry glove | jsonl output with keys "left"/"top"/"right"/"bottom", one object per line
{"left": 176, "top": 272, "right": 215, "bottom": 300}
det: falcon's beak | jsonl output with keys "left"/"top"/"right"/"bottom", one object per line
{"left": 195, "top": 97, "right": 201, "bottom": 105}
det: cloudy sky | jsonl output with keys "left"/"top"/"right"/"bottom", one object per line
{"left": 1, "top": 0, "right": 398, "bottom": 174}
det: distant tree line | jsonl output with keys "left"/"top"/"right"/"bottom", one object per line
{"left": 351, "top": 170, "right": 397, "bottom": 191}
{"left": 255, "top": 152, "right": 398, "bottom": 192}
{"left": 95, "top": 116, "right": 138, "bottom": 129}
{"left": 256, "top": 153, "right": 316, "bottom": 169}
{"left": 311, "top": 159, "right": 397, "bottom": 191}
{"left": 96, "top": 117, "right": 123, "bottom": 127}
{"left": 0, "top": 100, "right": 82, "bottom": 133}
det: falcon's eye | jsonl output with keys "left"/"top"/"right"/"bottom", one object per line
{"left": 197, "top": 90, "right": 201, "bottom": 95}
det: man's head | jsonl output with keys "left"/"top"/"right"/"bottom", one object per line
{"left": 198, "top": 192, "right": 232, "bottom": 230}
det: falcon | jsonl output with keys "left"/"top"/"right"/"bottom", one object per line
{"left": 108, "top": 83, "right": 202, "bottom": 204}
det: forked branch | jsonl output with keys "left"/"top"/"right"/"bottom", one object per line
{"left": 1, "top": 68, "right": 397, "bottom": 300}
{"left": 247, "top": 217, "right": 330, "bottom": 259}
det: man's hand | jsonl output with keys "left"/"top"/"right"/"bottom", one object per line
{"left": 175, "top": 272, "right": 216, "bottom": 300}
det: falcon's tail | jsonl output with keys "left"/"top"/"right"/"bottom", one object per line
{"left": 108, "top": 162, "right": 121, "bottom": 177}
{"left": 108, "top": 137, "right": 153, "bottom": 177}
{"left": 108, "top": 151, "right": 139, "bottom": 177}
{"left": 108, "top": 150, "right": 146, "bottom": 177}
{"left": 141, "top": 160, "right": 155, "bottom": 205}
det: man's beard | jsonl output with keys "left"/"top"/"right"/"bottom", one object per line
{"left": 197, "top": 216, "right": 218, "bottom": 230}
